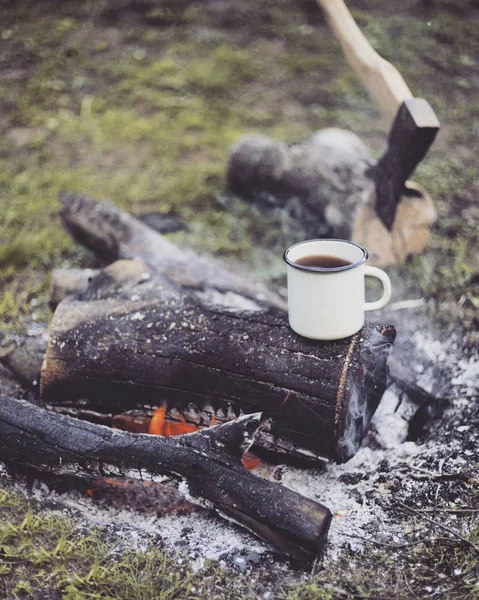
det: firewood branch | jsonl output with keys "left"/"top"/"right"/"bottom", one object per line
{"left": 59, "top": 192, "right": 286, "bottom": 310}
{"left": 396, "top": 502, "right": 479, "bottom": 555}
{"left": 0, "top": 395, "right": 332, "bottom": 563}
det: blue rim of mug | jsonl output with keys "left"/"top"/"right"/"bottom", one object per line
{"left": 283, "top": 239, "right": 368, "bottom": 273}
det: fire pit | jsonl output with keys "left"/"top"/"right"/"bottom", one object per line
{"left": 1, "top": 194, "right": 477, "bottom": 577}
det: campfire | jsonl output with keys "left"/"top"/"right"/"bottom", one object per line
{"left": 0, "top": 52, "right": 467, "bottom": 563}
{"left": 3, "top": 189, "right": 476, "bottom": 569}
{"left": 1, "top": 190, "right": 398, "bottom": 563}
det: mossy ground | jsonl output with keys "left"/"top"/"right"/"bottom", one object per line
{"left": 0, "top": 0, "right": 478, "bottom": 597}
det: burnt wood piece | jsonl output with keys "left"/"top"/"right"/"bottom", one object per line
{"left": 59, "top": 192, "right": 286, "bottom": 310}
{"left": 0, "top": 396, "right": 332, "bottom": 563}
{"left": 83, "top": 476, "right": 198, "bottom": 515}
{"left": 41, "top": 267, "right": 395, "bottom": 463}
{"left": 5, "top": 463, "right": 199, "bottom": 517}
{"left": 368, "top": 99, "right": 440, "bottom": 230}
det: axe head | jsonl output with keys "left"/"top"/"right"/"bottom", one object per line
{"left": 368, "top": 98, "right": 440, "bottom": 231}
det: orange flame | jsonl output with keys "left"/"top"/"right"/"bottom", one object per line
{"left": 163, "top": 419, "right": 198, "bottom": 436}
{"left": 148, "top": 406, "right": 166, "bottom": 435}
{"left": 112, "top": 414, "right": 150, "bottom": 433}
{"left": 241, "top": 451, "right": 262, "bottom": 471}
{"left": 148, "top": 407, "right": 201, "bottom": 436}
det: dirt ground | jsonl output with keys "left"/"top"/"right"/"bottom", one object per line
{"left": 0, "top": 0, "right": 478, "bottom": 598}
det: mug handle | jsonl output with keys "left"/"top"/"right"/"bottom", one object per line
{"left": 364, "top": 266, "right": 392, "bottom": 312}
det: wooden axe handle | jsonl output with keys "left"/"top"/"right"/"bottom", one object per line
{"left": 317, "top": 0, "right": 412, "bottom": 123}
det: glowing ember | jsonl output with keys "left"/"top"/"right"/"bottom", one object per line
{"left": 112, "top": 413, "right": 150, "bottom": 433}
{"left": 103, "top": 477, "right": 133, "bottom": 487}
{"left": 87, "top": 477, "right": 133, "bottom": 497}
{"left": 241, "top": 451, "right": 262, "bottom": 470}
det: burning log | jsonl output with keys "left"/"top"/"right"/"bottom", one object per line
{"left": 0, "top": 396, "right": 332, "bottom": 562}
{"left": 41, "top": 260, "right": 395, "bottom": 463}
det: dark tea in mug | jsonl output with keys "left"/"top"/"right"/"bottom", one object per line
{"left": 294, "top": 255, "right": 352, "bottom": 269}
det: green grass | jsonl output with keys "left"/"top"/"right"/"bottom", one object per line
{"left": 0, "top": 488, "right": 275, "bottom": 599}
{"left": 2, "top": 489, "right": 478, "bottom": 599}
{"left": 0, "top": 489, "right": 199, "bottom": 598}
{"left": 285, "top": 535, "right": 479, "bottom": 600}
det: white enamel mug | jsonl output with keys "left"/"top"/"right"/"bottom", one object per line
{"left": 283, "top": 239, "right": 391, "bottom": 340}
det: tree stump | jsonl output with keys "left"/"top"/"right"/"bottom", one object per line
{"left": 227, "top": 129, "right": 436, "bottom": 266}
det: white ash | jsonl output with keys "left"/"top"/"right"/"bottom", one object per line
{"left": 22, "top": 480, "right": 270, "bottom": 571}
{"left": 258, "top": 438, "right": 424, "bottom": 561}
{"left": 452, "top": 358, "right": 479, "bottom": 392}
{"left": 413, "top": 330, "right": 450, "bottom": 363}
{"left": 369, "top": 388, "right": 415, "bottom": 448}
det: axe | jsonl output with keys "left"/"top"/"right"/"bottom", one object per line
{"left": 318, "top": 0, "right": 440, "bottom": 230}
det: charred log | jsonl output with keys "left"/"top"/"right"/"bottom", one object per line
{"left": 47, "top": 401, "right": 322, "bottom": 466}
{"left": 41, "top": 264, "right": 395, "bottom": 463}
{"left": 59, "top": 192, "right": 286, "bottom": 310}
{"left": 0, "top": 396, "right": 332, "bottom": 563}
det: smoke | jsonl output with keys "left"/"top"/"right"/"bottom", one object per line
{"left": 336, "top": 387, "right": 368, "bottom": 461}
